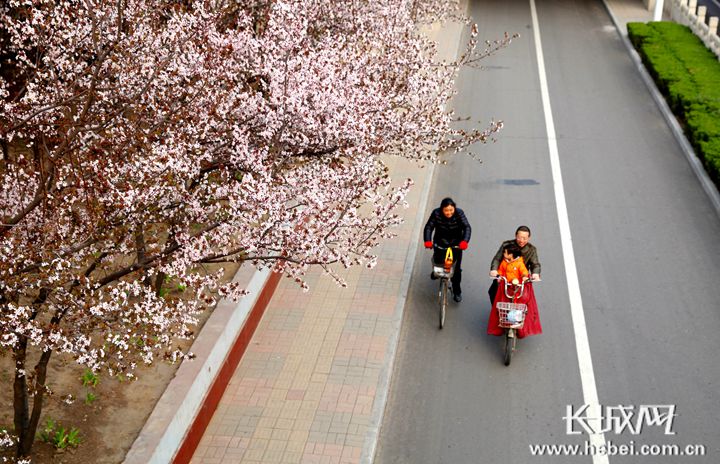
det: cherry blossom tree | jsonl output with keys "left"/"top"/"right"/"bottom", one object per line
{"left": 0, "top": 0, "right": 512, "bottom": 457}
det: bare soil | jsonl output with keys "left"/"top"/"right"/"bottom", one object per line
{"left": 0, "top": 262, "right": 240, "bottom": 463}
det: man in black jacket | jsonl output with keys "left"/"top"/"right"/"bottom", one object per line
{"left": 423, "top": 197, "right": 471, "bottom": 302}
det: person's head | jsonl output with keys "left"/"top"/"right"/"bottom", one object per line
{"left": 515, "top": 225, "right": 531, "bottom": 248}
{"left": 503, "top": 243, "right": 521, "bottom": 262}
{"left": 440, "top": 197, "right": 456, "bottom": 218}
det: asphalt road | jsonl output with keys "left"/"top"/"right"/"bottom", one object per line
{"left": 374, "top": 1, "right": 720, "bottom": 463}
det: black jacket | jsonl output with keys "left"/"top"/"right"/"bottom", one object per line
{"left": 423, "top": 207, "right": 471, "bottom": 247}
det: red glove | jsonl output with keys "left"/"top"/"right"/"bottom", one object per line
{"left": 459, "top": 241, "right": 468, "bottom": 250}
{"left": 424, "top": 241, "right": 433, "bottom": 249}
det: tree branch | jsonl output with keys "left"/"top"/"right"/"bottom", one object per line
{"left": 95, "top": 222, "right": 221, "bottom": 287}
{"left": 0, "top": 160, "right": 54, "bottom": 238}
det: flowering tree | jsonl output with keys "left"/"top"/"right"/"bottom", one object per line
{"left": 0, "top": 0, "right": 511, "bottom": 458}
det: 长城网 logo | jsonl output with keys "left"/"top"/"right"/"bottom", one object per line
{"left": 564, "top": 404, "right": 677, "bottom": 435}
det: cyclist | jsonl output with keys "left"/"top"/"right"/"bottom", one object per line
{"left": 487, "top": 225, "right": 542, "bottom": 338}
{"left": 423, "top": 197, "right": 471, "bottom": 302}
{"left": 488, "top": 225, "right": 541, "bottom": 304}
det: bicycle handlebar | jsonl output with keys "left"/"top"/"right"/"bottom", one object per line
{"left": 494, "top": 275, "right": 540, "bottom": 299}
{"left": 432, "top": 244, "right": 460, "bottom": 250}
{"left": 494, "top": 275, "right": 541, "bottom": 283}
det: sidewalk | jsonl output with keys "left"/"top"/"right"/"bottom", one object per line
{"left": 128, "top": 2, "right": 656, "bottom": 464}
{"left": 605, "top": 0, "right": 664, "bottom": 30}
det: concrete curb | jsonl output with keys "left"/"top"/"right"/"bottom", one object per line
{"left": 360, "top": 2, "right": 470, "bottom": 462}
{"left": 123, "top": 265, "right": 281, "bottom": 464}
{"left": 602, "top": 0, "right": 720, "bottom": 218}
{"left": 359, "top": 159, "right": 436, "bottom": 464}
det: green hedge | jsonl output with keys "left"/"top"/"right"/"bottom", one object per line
{"left": 627, "top": 21, "right": 720, "bottom": 186}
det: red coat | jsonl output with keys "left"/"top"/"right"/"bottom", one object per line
{"left": 487, "top": 281, "right": 542, "bottom": 338}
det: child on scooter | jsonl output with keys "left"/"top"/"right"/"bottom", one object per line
{"left": 497, "top": 243, "right": 529, "bottom": 286}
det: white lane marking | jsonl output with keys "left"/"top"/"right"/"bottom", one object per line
{"left": 528, "top": 1, "right": 609, "bottom": 462}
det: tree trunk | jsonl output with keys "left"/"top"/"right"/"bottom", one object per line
{"left": 154, "top": 271, "right": 166, "bottom": 296}
{"left": 14, "top": 288, "right": 51, "bottom": 457}
{"left": 135, "top": 226, "right": 152, "bottom": 286}
{"left": 13, "top": 337, "right": 30, "bottom": 458}
{"left": 22, "top": 349, "right": 53, "bottom": 457}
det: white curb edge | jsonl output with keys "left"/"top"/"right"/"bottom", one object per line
{"left": 123, "top": 266, "right": 272, "bottom": 464}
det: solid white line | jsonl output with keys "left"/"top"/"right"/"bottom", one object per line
{"left": 528, "top": 1, "right": 609, "bottom": 463}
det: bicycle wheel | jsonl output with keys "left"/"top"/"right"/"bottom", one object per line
{"left": 438, "top": 279, "right": 447, "bottom": 329}
{"left": 503, "top": 331, "right": 513, "bottom": 366}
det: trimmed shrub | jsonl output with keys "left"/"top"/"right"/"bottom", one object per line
{"left": 627, "top": 21, "right": 720, "bottom": 187}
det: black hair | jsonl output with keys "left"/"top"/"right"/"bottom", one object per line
{"left": 515, "top": 225, "right": 531, "bottom": 236}
{"left": 503, "top": 243, "right": 522, "bottom": 258}
{"left": 440, "top": 197, "right": 456, "bottom": 209}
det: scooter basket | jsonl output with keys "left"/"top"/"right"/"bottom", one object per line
{"left": 496, "top": 302, "right": 527, "bottom": 329}
{"left": 432, "top": 265, "right": 454, "bottom": 279}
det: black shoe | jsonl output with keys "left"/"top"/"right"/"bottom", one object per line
{"left": 453, "top": 293, "right": 462, "bottom": 303}
{"left": 430, "top": 272, "right": 438, "bottom": 280}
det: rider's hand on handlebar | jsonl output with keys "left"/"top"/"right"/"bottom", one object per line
{"left": 459, "top": 240, "right": 468, "bottom": 250}
{"left": 424, "top": 241, "right": 433, "bottom": 249}
{"left": 489, "top": 270, "right": 499, "bottom": 278}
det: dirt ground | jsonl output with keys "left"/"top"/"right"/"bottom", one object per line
{"left": 0, "top": 263, "right": 241, "bottom": 463}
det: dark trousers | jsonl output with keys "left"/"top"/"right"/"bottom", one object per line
{"left": 488, "top": 278, "right": 498, "bottom": 305}
{"left": 433, "top": 247, "right": 463, "bottom": 295}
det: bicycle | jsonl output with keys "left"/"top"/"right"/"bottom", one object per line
{"left": 430, "top": 245, "right": 458, "bottom": 329}
{"left": 494, "top": 276, "right": 537, "bottom": 365}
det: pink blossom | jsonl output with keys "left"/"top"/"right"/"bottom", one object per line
{"left": 0, "top": 0, "right": 513, "bottom": 456}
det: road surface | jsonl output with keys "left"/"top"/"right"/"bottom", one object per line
{"left": 374, "top": 0, "right": 720, "bottom": 463}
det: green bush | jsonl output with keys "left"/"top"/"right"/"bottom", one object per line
{"left": 627, "top": 21, "right": 720, "bottom": 187}
{"left": 700, "top": 139, "right": 720, "bottom": 181}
